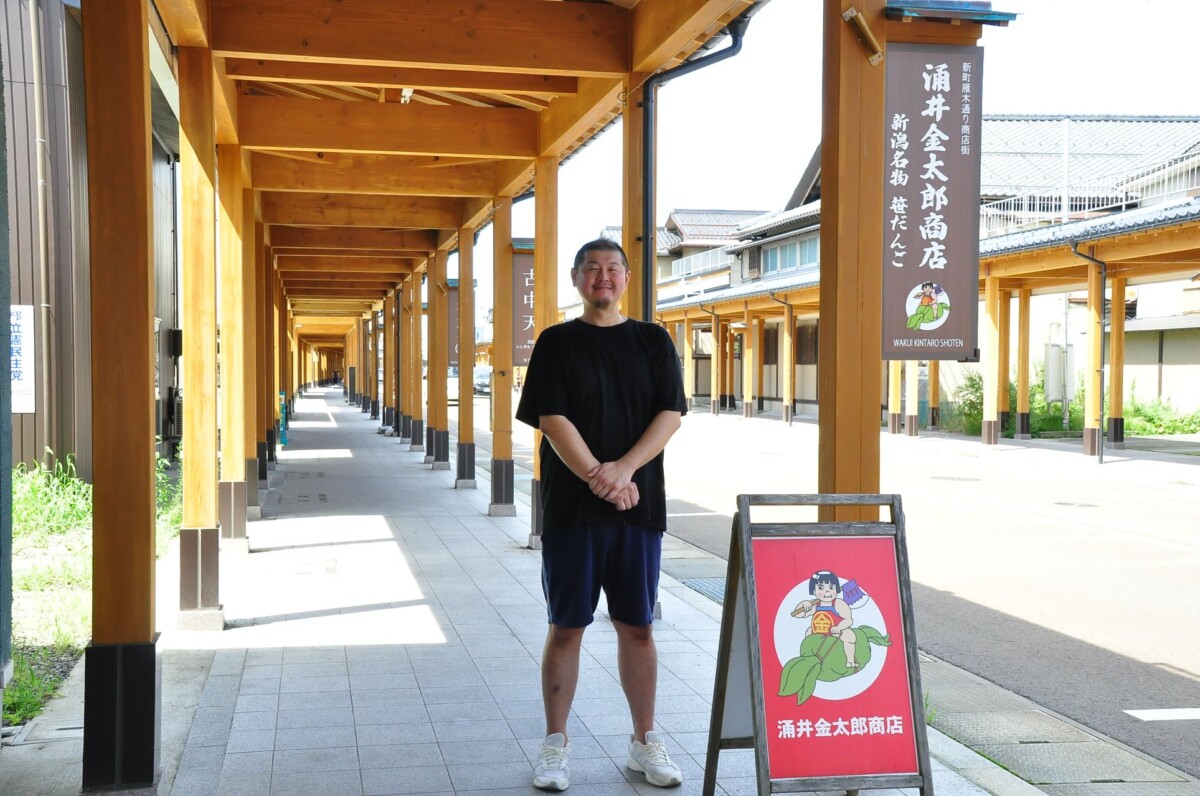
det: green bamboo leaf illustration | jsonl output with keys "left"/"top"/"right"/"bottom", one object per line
{"left": 907, "top": 313, "right": 923, "bottom": 330}
{"left": 779, "top": 656, "right": 819, "bottom": 697}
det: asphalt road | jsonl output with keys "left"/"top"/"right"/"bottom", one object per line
{"left": 450, "top": 397, "right": 1200, "bottom": 777}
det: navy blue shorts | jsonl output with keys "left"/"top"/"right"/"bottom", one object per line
{"left": 541, "top": 523, "right": 663, "bottom": 628}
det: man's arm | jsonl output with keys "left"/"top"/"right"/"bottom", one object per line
{"left": 539, "top": 414, "right": 640, "bottom": 509}
{"left": 587, "top": 410, "right": 682, "bottom": 500}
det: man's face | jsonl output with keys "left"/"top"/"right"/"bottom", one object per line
{"left": 572, "top": 249, "right": 628, "bottom": 310}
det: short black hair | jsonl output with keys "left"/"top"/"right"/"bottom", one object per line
{"left": 573, "top": 238, "right": 629, "bottom": 271}
{"left": 808, "top": 570, "right": 842, "bottom": 596}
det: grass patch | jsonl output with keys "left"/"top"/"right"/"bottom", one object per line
{"left": 3, "top": 449, "right": 182, "bottom": 726}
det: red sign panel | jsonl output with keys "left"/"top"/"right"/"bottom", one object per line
{"left": 750, "top": 536, "right": 918, "bottom": 780}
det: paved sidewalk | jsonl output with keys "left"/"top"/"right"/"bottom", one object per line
{"left": 1, "top": 387, "right": 1194, "bottom": 795}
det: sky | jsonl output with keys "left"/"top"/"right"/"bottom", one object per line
{"left": 457, "top": 0, "right": 1200, "bottom": 328}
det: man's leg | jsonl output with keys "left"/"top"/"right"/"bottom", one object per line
{"left": 613, "top": 619, "right": 657, "bottom": 742}
{"left": 542, "top": 624, "right": 586, "bottom": 738}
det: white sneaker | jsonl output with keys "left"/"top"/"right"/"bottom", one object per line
{"left": 533, "top": 732, "right": 570, "bottom": 791}
{"left": 627, "top": 730, "right": 683, "bottom": 787}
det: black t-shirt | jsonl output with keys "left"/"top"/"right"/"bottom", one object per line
{"left": 516, "top": 318, "right": 687, "bottom": 533}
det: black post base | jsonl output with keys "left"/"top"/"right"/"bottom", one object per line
{"left": 529, "top": 478, "right": 543, "bottom": 549}
{"left": 889, "top": 413, "right": 902, "bottom": 434}
{"left": 782, "top": 405, "right": 793, "bottom": 424}
{"left": 401, "top": 414, "right": 412, "bottom": 440}
{"left": 257, "top": 442, "right": 268, "bottom": 482}
{"left": 456, "top": 442, "right": 476, "bottom": 486}
{"left": 371, "top": 399, "right": 379, "bottom": 420}
{"left": 179, "top": 527, "right": 221, "bottom": 613}
{"left": 1108, "top": 416, "right": 1125, "bottom": 446}
{"left": 266, "top": 428, "right": 277, "bottom": 463}
{"left": 1015, "top": 411, "right": 1031, "bottom": 438}
{"left": 1000, "top": 410, "right": 1011, "bottom": 433}
{"left": 982, "top": 419, "right": 1000, "bottom": 445}
{"left": 930, "top": 406, "right": 941, "bottom": 428}
{"left": 217, "top": 481, "right": 247, "bottom": 540}
{"left": 489, "top": 458, "right": 516, "bottom": 516}
{"left": 905, "top": 414, "right": 919, "bottom": 436}
{"left": 433, "top": 429, "right": 450, "bottom": 469}
{"left": 409, "top": 419, "right": 424, "bottom": 451}
{"left": 1083, "top": 426, "right": 1102, "bottom": 456}
{"left": 83, "top": 638, "right": 161, "bottom": 791}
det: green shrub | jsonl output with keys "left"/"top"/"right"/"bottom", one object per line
{"left": 1124, "top": 397, "right": 1200, "bottom": 436}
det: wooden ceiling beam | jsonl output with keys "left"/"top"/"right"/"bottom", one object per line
{"left": 276, "top": 257, "right": 417, "bottom": 273}
{"left": 252, "top": 153, "right": 496, "bottom": 197}
{"left": 239, "top": 96, "right": 537, "bottom": 159}
{"left": 263, "top": 193, "right": 462, "bottom": 229}
{"left": 272, "top": 247, "right": 427, "bottom": 259}
{"left": 283, "top": 279, "right": 400, "bottom": 290}
{"left": 210, "top": 0, "right": 628, "bottom": 77}
{"left": 155, "top": 0, "right": 209, "bottom": 47}
{"left": 224, "top": 59, "right": 579, "bottom": 97}
{"left": 285, "top": 287, "right": 388, "bottom": 298}
{"left": 269, "top": 226, "right": 436, "bottom": 251}
{"left": 632, "top": 0, "right": 751, "bottom": 73}
{"left": 539, "top": 78, "right": 622, "bottom": 157}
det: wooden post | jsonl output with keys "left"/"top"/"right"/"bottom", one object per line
{"left": 1109, "top": 277, "right": 1126, "bottom": 448}
{"left": 81, "top": 1, "right": 161, "bottom": 786}
{"left": 781, "top": 306, "right": 795, "bottom": 423}
{"left": 409, "top": 273, "right": 425, "bottom": 451}
{"left": 384, "top": 290, "right": 396, "bottom": 429}
{"left": 400, "top": 277, "right": 414, "bottom": 440}
{"left": 817, "top": 0, "right": 885, "bottom": 519}
{"left": 622, "top": 74, "right": 649, "bottom": 320}
{"left": 741, "top": 308, "right": 755, "bottom": 418}
{"left": 430, "top": 249, "right": 450, "bottom": 468}
{"left": 755, "top": 317, "right": 765, "bottom": 413}
{"left": 982, "top": 274, "right": 1000, "bottom": 444}
{"left": 905, "top": 360, "right": 919, "bottom": 435}
{"left": 217, "top": 145, "right": 247, "bottom": 549}
{"left": 888, "top": 361, "right": 903, "bottom": 434}
{"left": 244, "top": 212, "right": 262, "bottom": 514}
{"left": 682, "top": 316, "right": 695, "bottom": 408}
{"left": 177, "top": 46, "right": 222, "bottom": 628}
{"left": 528, "top": 157, "right": 559, "bottom": 541}
{"left": 256, "top": 242, "right": 269, "bottom": 484}
{"left": 456, "top": 227, "right": 477, "bottom": 487}
{"left": 490, "top": 197, "right": 516, "bottom": 515}
{"left": 724, "top": 322, "right": 737, "bottom": 409}
{"left": 928, "top": 360, "right": 941, "bottom": 428}
{"left": 997, "top": 287, "right": 1012, "bottom": 432}
{"left": 1016, "top": 288, "right": 1031, "bottom": 438}
{"left": 1084, "top": 250, "right": 1103, "bottom": 456}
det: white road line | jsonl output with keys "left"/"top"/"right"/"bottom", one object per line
{"left": 1124, "top": 708, "right": 1200, "bottom": 721}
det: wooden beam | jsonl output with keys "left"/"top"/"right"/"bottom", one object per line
{"left": 225, "top": 59, "right": 579, "bottom": 96}
{"left": 285, "top": 287, "right": 388, "bottom": 298}
{"left": 268, "top": 226, "right": 436, "bottom": 251}
{"left": 263, "top": 193, "right": 462, "bottom": 228}
{"left": 276, "top": 256, "right": 417, "bottom": 272}
{"left": 539, "top": 78, "right": 622, "bottom": 157}
{"left": 272, "top": 247, "right": 427, "bottom": 259}
{"left": 211, "top": 0, "right": 628, "bottom": 77}
{"left": 213, "top": 57, "right": 239, "bottom": 144}
{"left": 155, "top": 0, "right": 209, "bottom": 48}
{"left": 632, "top": 0, "right": 750, "bottom": 73}
{"left": 251, "top": 153, "right": 496, "bottom": 196}
{"left": 240, "top": 96, "right": 537, "bottom": 159}
{"left": 283, "top": 279, "right": 401, "bottom": 290}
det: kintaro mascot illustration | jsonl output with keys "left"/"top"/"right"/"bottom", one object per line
{"left": 778, "top": 570, "right": 891, "bottom": 705}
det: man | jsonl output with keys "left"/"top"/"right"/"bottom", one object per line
{"left": 516, "top": 239, "right": 687, "bottom": 791}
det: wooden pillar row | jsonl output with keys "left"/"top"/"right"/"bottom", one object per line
{"left": 80, "top": 1, "right": 160, "bottom": 786}
{"left": 383, "top": 291, "right": 396, "bottom": 429}
{"left": 409, "top": 272, "right": 425, "bottom": 450}
{"left": 399, "top": 277, "right": 413, "bottom": 439}
{"left": 887, "top": 361, "right": 902, "bottom": 434}
{"left": 682, "top": 316, "right": 695, "bottom": 410}
{"left": 741, "top": 307, "right": 755, "bottom": 418}
{"left": 998, "top": 287, "right": 1012, "bottom": 431}
{"left": 981, "top": 274, "right": 1000, "bottom": 445}
{"left": 244, "top": 214, "right": 262, "bottom": 514}
{"left": 622, "top": 73, "right": 649, "bottom": 321}
{"left": 489, "top": 197, "right": 516, "bottom": 516}
{"left": 780, "top": 306, "right": 795, "bottom": 423}
{"left": 709, "top": 319, "right": 721, "bottom": 414}
{"left": 528, "top": 158, "right": 558, "bottom": 542}
{"left": 904, "top": 360, "right": 919, "bottom": 436}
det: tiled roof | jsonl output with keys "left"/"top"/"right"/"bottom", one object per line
{"left": 735, "top": 201, "right": 821, "bottom": 238}
{"left": 979, "top": 115, "right": 1200, "bottom": 197}
{"left": 980, "top": 196, "right": 1200, "bottom": 258}
{"left": 665, "top": 209, "right": 768, "bottom": 244}
{"left": 1117, "top": 314, "right": 1200, "bottom": 333}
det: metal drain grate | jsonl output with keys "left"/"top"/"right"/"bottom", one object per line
{"left": 681, "top": 577, "right": 727, "bottom": 605}
{"left": 286, "top": 471, "right": 325, "bottom": 479}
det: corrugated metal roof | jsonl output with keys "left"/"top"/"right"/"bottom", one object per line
{"left": 980, "top": 116, "right": 1200, "bottom": 197}
{"left": 1116, "top": 314, "right": 1200, "bottom": 333}
{"left": 657, "top": 269, "right": 820, "bottom": 312}
{"left": 980, "top": 197, "right": 1200, "bottom": 257}
{"left": 600, "top": 225, "right": 678, "bottom": 256}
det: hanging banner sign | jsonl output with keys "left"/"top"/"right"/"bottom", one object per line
{"left": 11, "top": 305, "right": 35, "bottom": 414}
{"left": 882, "top": 44, "right": 983, "bottom": 361}
{"left": 703, "top": 494, "right": 933, "bottom": 796}
{"left": 512, "top": 244, "right": 536, "bottom": 366}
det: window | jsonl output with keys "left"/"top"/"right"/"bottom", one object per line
{"left": 762, "top": 234, "right": 819, "bottom": 276}
{"left": 796, "top": 323, "right": 818, "bottom": 365}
